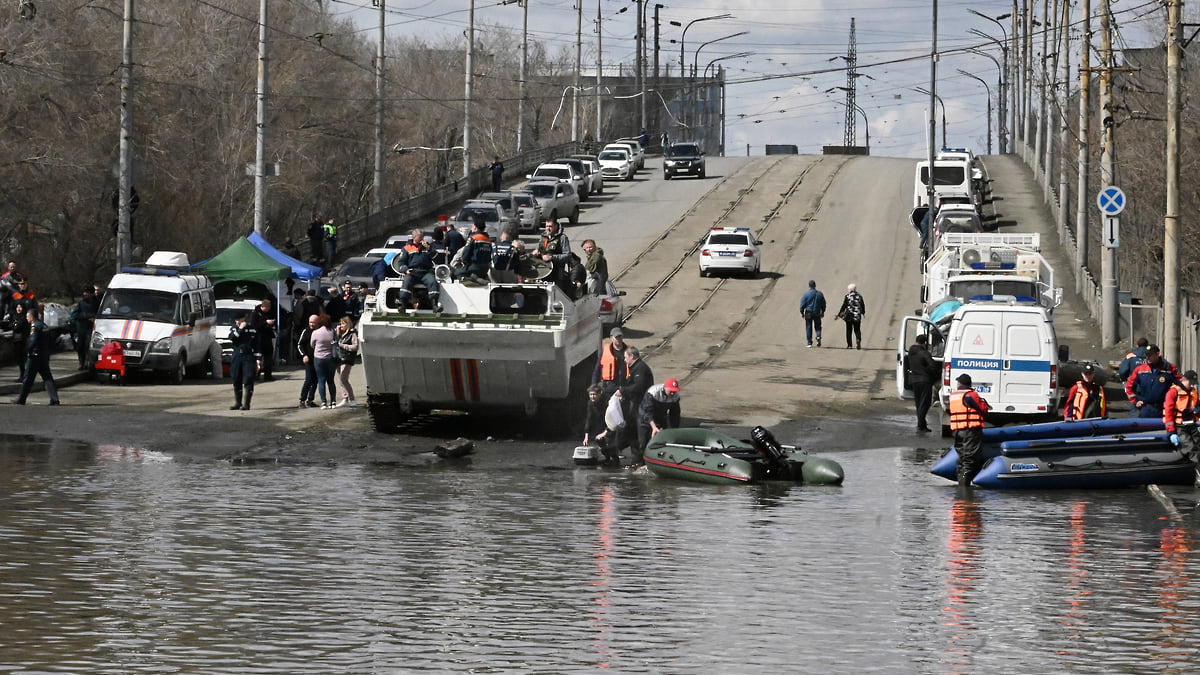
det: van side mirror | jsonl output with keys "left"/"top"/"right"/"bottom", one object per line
{"left": 1058, "top": 344, "right": 1070, "bottom": 362}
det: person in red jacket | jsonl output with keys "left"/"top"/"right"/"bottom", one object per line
{"left": 1063, "top": 364, "right": 1107, "bottom": 421}
{"left": 1164, "top": 369, "right": 1200, "bottom": 485}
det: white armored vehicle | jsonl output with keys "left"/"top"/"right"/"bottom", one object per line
{"left": 359, "top": 267, "right": 603, "bottom": 432}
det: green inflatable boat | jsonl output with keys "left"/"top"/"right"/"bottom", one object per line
{"left": 643, "top": 426, "right": 845, "bottom": 486}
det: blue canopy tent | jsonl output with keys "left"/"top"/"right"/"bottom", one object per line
{"left": 247, "top": 232, "right": 322, "bottom": 281}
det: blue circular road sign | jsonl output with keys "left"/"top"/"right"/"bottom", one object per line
{"left": 1097, "top": 186, "right": 1126, "bottom": 215}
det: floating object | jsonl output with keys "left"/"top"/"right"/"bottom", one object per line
{"left": 643, "top": 426, "right": 844, "bottom": 486}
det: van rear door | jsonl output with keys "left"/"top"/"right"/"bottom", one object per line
{"left": 895, "top": 315, "right": 942, "bottom": 399}
{"left": 999, "top": 311, "right": 1054, "bottom": 412}
{"left": 947, "top": 309, "right": 1003, "bottom": 400}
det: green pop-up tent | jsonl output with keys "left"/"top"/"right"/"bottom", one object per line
{"left": 196, "top": 236, "right": 291, "bottom": 283}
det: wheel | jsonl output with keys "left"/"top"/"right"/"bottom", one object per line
{"left": 699, "top": 169, "right": 706, "bottom": 179}
{"left": 569, "top": 206, "right": 579, "bottom": 225}
{"left": 699, "top": 267, "right": 709, "bottom": 278}
{"left": 368, "top": 392, "right": 404, "bottom": 433}
{"left": 625, "top": 172, "right": 633, "bottom": 182}
{"left": 169, "top": 353, "right": 187, "bottom": 385}
{"left": 664, "top": 172, "right": 672, "bottom": 180}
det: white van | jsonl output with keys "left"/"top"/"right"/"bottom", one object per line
{"left": 90, "top": 251, "right": 219, "bottom": 383}
{"left": 896, "top": 302, "right": 1066, "bottom": 435}
{"left": 910, "top": 159, "right": 977, "bottom": 230}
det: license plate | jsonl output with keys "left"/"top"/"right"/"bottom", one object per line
{"left": 718, "top": 251, "right": 736, "bottom": 257}
{"left": 974, "top": 384, "right": 992, "bottom": 393}
{"left": 124, "top": 350, "right": 142, "bottom": 358}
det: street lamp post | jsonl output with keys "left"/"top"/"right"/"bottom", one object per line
{"left": 969, "top": 9, "right": 1013, "bottom": 151}
{"left": 669, "top": 13, "right": 732, "bottom": 136}
{"left": 969, "top": 45, "right": 1006, "bottom": 154}
{"left": 826, "top": 87, "right": 870, "bottom": 153}
{"left": 692, "top": 31, "right": 746, "bottom": 146}
{"left": 596, "top": 5, "right": 628, "bottom": 144}
{"left": 915, "top": 87, "right": 946, "bottom": 148}
{"left": 958, "top": 68, "right": 992, "bottom": 154}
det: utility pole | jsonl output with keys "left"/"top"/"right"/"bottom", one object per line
{"left": 254, "top": 0, "right": 268, "bottom": 235}
{"left": 1034, "top": 0, "right": 1048, "bottom": 185}
{"left": 636, "top": 0, "right": 645, "bottom": 132}
{"left": 519, "top": 0, "right": 528, "bottom": 151}
{"left": 464, "top": 0, "right": 474, "bottom": 179}
{"left": 117, "top": 0, "right": 134, "bottom": 271}
{"left": 1055, "top": 0, "right": 1069, "bottom": 239}
{"left": 373, "top": 0, "right": 385, "bottom": 215}
{"left": 573, "top": 0, "right": 581, "bottom": 141}
{"left": 1164, "top": 0, "right": 1182, "bottom": 358}
{"left": 653, "top": 3, "right": 662, "bottom": 140}
{"left": 1075, "top": 0, "right": 1090, "bottom": 298}
{"left": 1023, "top": 0, "right": 1033, "bottom": 157}
{"left": 926, "top": 0, "right": 938, "bottom": 224}
{"left": 1039, "top": 0, "right": 1053, "bottom": 197}
{"left": 1099, "top": 0, "right": 1117, "bottom": 346}
{"left": 595, "top": 1, "right": 602, "bottom": 141}
{"left": 1011, "top": 3, "right": 1020, "bottom": 150}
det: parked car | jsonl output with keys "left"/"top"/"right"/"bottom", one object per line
{"left": 452, "top": 200, "right": 512, "bottom": 240}
{"left": 552, "top": 157, "right": 599, "bottom": 199}
{"left": 525, "top": 179, "right": 580, "bottom": 225}
{"left": 321, "top": 255, "right": 382, "bottom": 292}
{"left": 597, "top": 146, "right": 634, "bottom": 181}
{"left": 527, "top": 163, "right": 585, "bottom": 199}
{"left": 698, "top": 226, "right": 762, "bottom": 278}
{"left": 663, "top": 142, "right": 706, "bottom": 179}
{"left": 473, "top": 191, "right": 529, "bottom": 232}
{"left": 599, "top": 280, "right": 626, "bottom": 331}
{"left": 612, "top": 138, "right": 645, "bottom": 170}
{"left": 930, "top": 206, "right": 985, "bottom": 249}
{"left": 570, "top": 155, "right": 606, "bottom": 195}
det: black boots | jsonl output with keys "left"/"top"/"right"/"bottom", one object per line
{"left": 243, "top": 391, "right": 252, "bottom": 411}
{"left": 230, "top": 390, "right": 243, "bottom": 410}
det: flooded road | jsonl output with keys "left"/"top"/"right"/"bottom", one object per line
{"left": 3, "top": 431, "right": 1199, "bottom": 673}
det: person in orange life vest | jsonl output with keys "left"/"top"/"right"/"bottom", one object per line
{"left": 591, "top": 326, "right": 627, "bottom": 399}
{"left": 1164, "top": 370, "right": 1200, "bottom": 484}
{"left": 1125, "top": 344, "right": 1180, "bottom": 419}
{"left": 1063, "top": 363, "right": 1107, "bottom": 421}
{"left": 8, "top": 279, "right": 36, "bottom": 323}
{"left": 949, "top": 373, "right": 991, "bottom": 486}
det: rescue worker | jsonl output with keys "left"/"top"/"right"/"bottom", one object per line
{"left": 615, "top": 346, "right": 653, "bottom": 467}
{"left": 591, "top": 327, "right": 627, "bottom": 399}
{"left": 9, "top": 279, "right": 36, "bottom": 323}
{"left": 322, "top": 217, "right": 338, "bottom": 267}
{"left": 1117, "top": 337, "right": 1150, "bottom": 384}
{"left": 535, "top": 220, "right": 572, "bottom": 283}
{"left": 1164, "top": 369, "right": 1200, "bottom": 485}
{"left": 454, "top": 219, "right": 493, "bottom": 282}
{"left": 11, "top": 307, "right": 59, "bottom": 406}
{"left": 1063, "top": 364, "right": 1106, "bottom": 421}
{"left": 949, "top": 373, "right": 990, "bottom": 486}
{"left": 490, "top": 230, "right": 522, "bottom": 283}
{"left": 227, "top": 312, "right": 259, "bottom": 410}
{"left": 394, "top": 229, "right": 441, "bottom": 312}
{"left": 638, "top": 377, "right": 681, "bottom": 453}
{"left": 905, "top": 333, "right": 939, "bottom": 432}
{"left": 1125, "top": 344, "right": 1180, "bottom": 419}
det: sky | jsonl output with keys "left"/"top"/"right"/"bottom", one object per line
{"left": 330, "top": 0, "right": 1169, "bottom": 158}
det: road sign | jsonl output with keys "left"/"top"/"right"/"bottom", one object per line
{"left": 1104, "top": 216, "right": 1120, "bottom": 248}
{"left": 1097, "top": 186, "right": 1126, "bottom": 215}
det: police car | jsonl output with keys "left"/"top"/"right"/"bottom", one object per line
{"left": 698, "top": 227, "right": 762, "bottom": 277}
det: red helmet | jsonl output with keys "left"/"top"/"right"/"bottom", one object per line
{"left": 664, "top": 378, "right": 680, "bottom": 393}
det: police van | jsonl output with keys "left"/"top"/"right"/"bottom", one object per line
{"left": 897, "top": 301, "right": 1066, "bottom": 435}
{"left": 90, "top": 251, "right": 219, "bottom": 383}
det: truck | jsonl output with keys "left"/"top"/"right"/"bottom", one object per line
{"left": 358, "top": 266, "right": 603, "bottom": 433}
{"left": 89, "top": 251, "right": 220, "bottom": 384}
{"left": 921, "top": 232, "right": 1062, "bottom": 312}
{"left": 896, "top": 301, "right": 1067, "bottom": 436}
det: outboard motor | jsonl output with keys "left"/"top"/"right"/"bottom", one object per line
{"left": 751, "top": 425, "right": 793, "bottom": 480}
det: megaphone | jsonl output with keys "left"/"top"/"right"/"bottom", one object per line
{"left": 961, "top": 248, "right": 982, "bottom": 266}
{"left": 435, "top": 265, "right": 452, "bottom": 283}
{"left": 390, "top": 255, "right": 406, "bottom": 276}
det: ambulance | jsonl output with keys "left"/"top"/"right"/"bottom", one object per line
{"left": 896, "top": 301, "right": 1067, "bottom": 435}
{"left": 90, "top": 251, "right": 219, "bottom": 383}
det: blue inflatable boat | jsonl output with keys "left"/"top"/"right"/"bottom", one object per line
{"left": 971, "top": 433, "right": 1195, "bottom": 489}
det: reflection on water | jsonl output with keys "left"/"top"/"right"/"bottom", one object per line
{"left": 2, "top": 435, "right": 1200, "bottom": 672}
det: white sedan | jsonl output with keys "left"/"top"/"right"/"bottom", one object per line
{"left": 698, "top": 227, "right": 761, "bottom": 278}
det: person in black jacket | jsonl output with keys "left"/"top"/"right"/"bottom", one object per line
{"left": 616, "top": 346, "right": 654, "bottom": 466}
{"left": 296, "top": 315, "right": 319, "bottom": 408}
{"left": 250, "top": 298, "right": 276, "bottom": 381}
{"left": 11, "top": 308, "right": 59, "bottom": 406}
{"left": 227, "top": 312, "right": 259, "bottom": 410}
{"left": 906, "top": 333, "right": 940, "bottom": 432}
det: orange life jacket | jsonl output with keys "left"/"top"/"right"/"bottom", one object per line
{"left": 1165, "top": 384, "right": 1199, "bottom": 427}
{"left": 599, "top": 341, "right": 625, "bottom": 382}
{"left": 469, "top": 232, "right": 490, "bottom": 243}
{"left": 948, "top": 388, "right": 987, "bottom": 430}
{"left": 1065, "top": 381, "right": 1107, "bottom": 420}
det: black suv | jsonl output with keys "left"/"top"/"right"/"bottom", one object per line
{"left": 663, "top": 142, "right": 705, "bottom": 180}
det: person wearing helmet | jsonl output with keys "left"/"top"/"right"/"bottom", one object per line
{"left": 637, "top": 377, "right": 682, "bottom": 463}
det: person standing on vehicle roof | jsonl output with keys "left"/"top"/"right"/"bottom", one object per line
{"left": 835, "top": 283, "right": 866, "bottom": 350}
{"left": 536, "top": 220, "right": 572, "bottom": 283}
{"left": 1125, "top": 344, "right": 1180, "bottom": 419}
{"left": 581, "top": 239, "right": 608, "bottom": 295}
{"left": 906, "top": 334, "right": 939, "bottom": 432}
{"left": 1164, "top": 369, "right": 1200, "bottom": 486}
{"left": 490, "top": 230, "right": 522, "bottom": 283}
{"left": 227, "top": 312, "right": 259, "bottom": 410}
{"left": 453, "top": 219, "right": 493, "bottom": 282}
{"left": 395, "top": 229, "right": 441, "bottom": 312}
{"left": 799, "top": 280, "right": 826, "bottom": 347}
{"left": 949, "top": 373, "right": 990, "bottom": 486}
{"left": 1063, "top": 364, "right": 1106, "bottom": 421}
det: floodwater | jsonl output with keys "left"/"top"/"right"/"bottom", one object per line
{"left": 2, "top": 432, "right": 1200, "bottom": 673}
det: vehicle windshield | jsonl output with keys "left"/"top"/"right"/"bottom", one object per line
{"left": 216, "top": 307, "right": 246, "bottom": 327}
{"left": 953, "top": 279, "right": 1037, "bottom": 300}
{"left": 598, "top": 151, "right": 628, "bottom": 161}
{"left": 669, "top": 144, "right": 700, "bottom": 157}
{"left": 708, "top": 234, "right": 750, "bottom": 246}
{"left": 457, "top": 207, "right": 500, "bottom": 222}
{"left": 337, "top": 259, "right": 378, "bottom": 276}
{"left": 534, "top": 167, "right": 570, "bottom": 180}
{"left": 936, "top": 214, "right": 981, "bottom": 230}
{"left": 98, "top": 288, "right": 179, "bottom": 323}
{"left": 513, "top": 195, "right": 534, "bottom": 208}
{"left": 527, "top": 183, "right": 556, "bottom": 198}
